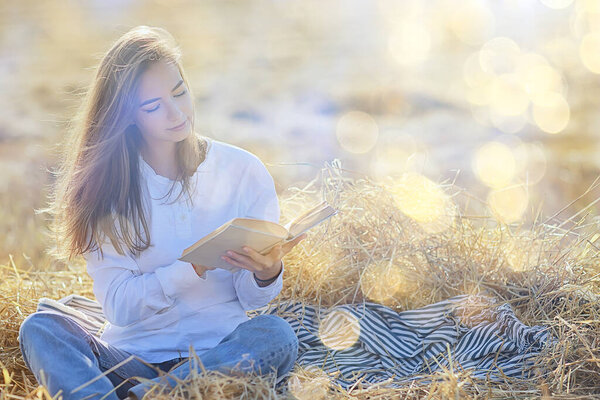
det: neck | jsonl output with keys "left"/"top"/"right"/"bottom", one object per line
{"left": 141, "top": 142, "right": 178, "bottom": 180}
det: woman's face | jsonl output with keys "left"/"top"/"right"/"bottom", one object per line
{"left": 133, "top": 60, "right": 193, "bottom": 151}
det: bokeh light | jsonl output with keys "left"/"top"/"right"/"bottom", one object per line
{"left": 490, "top": 74, "right": 529, "bottom": 116}
{"left": 540, "top": 0, "right": 574, "bottom": 9}
{"left": 447, "top": 0, "right": 495, "bottom": 46}
{"left": 479, "top": 37, "right": 521, "bottom": 75}
{"left": 580, "top": 0, "right": 600, "bottom": 13}
{"left": 464, "top": 52, "right": 494, "bottom": 106}
{"left": 470, "top": 104, "right": 491, "bottom": 126}
{"left": 527, "top": 65, "right": 564, "bottom": 102}
{"left": 490, "top": 109, "right": 527, "bottom": 133}
{"left": 532, "top": 92, "right": 570, "bottom": 133}
{"left": 516, "top": 54, "right": 565, "bottom": 103}
{"left": 287, "top": 366, "right": 331, "bottom": 400}
{"left": 370, "top": 146, "right": 413, "bottom": 178}
{"left": 388, "top": 21, "right": 431, "bottom": 66}
{"left": 452, "top": 295, "right": 499, "bottom": 328}
{"left": 473, "top": 142, "right": 516, "bottom": 189}
{"left": 513, "top": 142, "right": 547, "bottom": 185}
{"left": 545, "top": 37, "right": 579, "bottom": 69}
{"left": 336, "top": 111, "right": 379, "bottom": 154}
{"left": 570, "top": 6, "right": 590, "bottom": 39}
{"left": 464, "top": 37, "right": 571, "bottom": 136}
{"left": 370, "top": 132, "right": 417, "bottom": 178}
{"left": 488, "top": 185, "right": 529, "bottom": 223}
{"left": 360, "top": 261, "right": 409, "bottom": 304}
{"left": 466, "top": 81, "right": 493, "bottom": 106}
{"left": 515, "top": 52, "right": 550, "bottom": 78}
{"left": 464, "top": 52, "right": 494, "bottom": 88}
{"left": 318, "top": 309, "right": 360, "bottom": 351}
{"left": 502, "top": 232, "right": 544, "bottom": 271}
{"left": 388, "top": 172, "right": 455, "bottom": 234}
{"left": 579, "top": 33, "right": 600, "bottom": 73}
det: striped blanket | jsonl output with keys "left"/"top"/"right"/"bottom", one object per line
{"left": 36, "top": 294, "right": 551, "bottom": 390}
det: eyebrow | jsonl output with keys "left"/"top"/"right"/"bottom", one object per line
{"left": 139, "top": 80, "right": 185, "bottom": 107}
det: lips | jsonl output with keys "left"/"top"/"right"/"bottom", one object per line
{"left": 168, "top": 120, "right": 187, "bottom": 131}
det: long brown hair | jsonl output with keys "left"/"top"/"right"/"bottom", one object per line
{"left": 47, "top": 26, "right": 207, "bottom": 260}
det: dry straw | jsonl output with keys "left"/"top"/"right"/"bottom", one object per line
{"left": 1, "top": 161, "right": 599, "bottom": 399}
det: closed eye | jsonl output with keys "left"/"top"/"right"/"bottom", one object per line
{"left": 142, "top": 90, "right": 186, "bottom": 113}
{"left": 143, "top": 104, "right": 160, "bottom": 113}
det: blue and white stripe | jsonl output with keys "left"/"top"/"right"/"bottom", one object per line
{"left": 36, "top": 293, "right": 552, "bottom": 389}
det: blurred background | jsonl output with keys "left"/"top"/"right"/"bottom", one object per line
{"left": 1, "top": 0, "right": 600, "bottom": 266}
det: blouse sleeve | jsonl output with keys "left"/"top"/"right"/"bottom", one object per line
{"left": 84, "top": 237, "right": 203, "bottom": 327}
{"left": 232, "top": 156, "right": 284, "bottom": 310}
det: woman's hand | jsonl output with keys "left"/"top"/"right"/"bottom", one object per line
{"left": 192, "top": 263, "right": 216, "bottom": 278}
{"left": 221, "top": 233, "right": 307, "bottom": 280}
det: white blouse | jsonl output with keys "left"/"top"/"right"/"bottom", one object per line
{"left": 84, "top": 138, "right": 283, "bottom": 363}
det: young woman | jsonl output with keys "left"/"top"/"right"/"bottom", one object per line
{"left": 18, "top": 26, "right": 305, "bottom": 400}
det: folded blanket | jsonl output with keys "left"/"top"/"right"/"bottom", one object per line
{"left": 36, "top": 294, "right": 552, "bottom": 390}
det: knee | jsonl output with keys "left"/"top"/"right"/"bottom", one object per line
{"left": 19, "top": 311, "right": 74, "bottom": 344}
{"left": 254, "top": 315, "right": 298, "bottom": 350}
{"left": 19, "top": 312, "right": 49, "bottom": 342}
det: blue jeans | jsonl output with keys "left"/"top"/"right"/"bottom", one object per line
{"left": 18, "top": 311, "right": 298, "bottom": 399}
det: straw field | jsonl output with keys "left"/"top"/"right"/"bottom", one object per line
{"left": 1, "top": 161, "right": 599, "bottom": 399}
{"left": 2, "top": 1, "right": 600, "bottom": 398}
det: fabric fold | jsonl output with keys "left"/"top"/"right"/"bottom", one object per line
{"left": 35, "top": 293, "right": 553, "bottom": 389}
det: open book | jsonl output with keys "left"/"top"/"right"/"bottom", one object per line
{"left": 179, "top": 201, "right": 338, "bottom": 272}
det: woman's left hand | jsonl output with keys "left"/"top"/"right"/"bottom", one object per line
{"left": 221, "top": 233, "right": 307, "bottom": 280}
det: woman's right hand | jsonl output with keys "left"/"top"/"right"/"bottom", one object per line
{"left": 192, "top": 263, "right": 216, "bottom": 278}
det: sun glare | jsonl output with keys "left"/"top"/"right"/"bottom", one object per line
{"left": 318, "top": 309, "right": 361, "bottom": 351}
{"left": 287, "top": 366, "right": 331, "bottom": 400}
{"left": 488, "top": 185, "right": 529, "bottom": 223}
{"left": 336, "top": 111, "right": 379, "bottom": 154}
{"left": 388, "top": 21, "right": 431, "bottom": 66}
{"left": 388, "top": 172, "right": 455, "bottom": 234}
{"left": 473, "top": 142, "right": 516, "bottom": 189}
{"left": 532, "top": 92, "right": 570, "bottom": 134}
{"left": 360, "top": 261, "right": 408, "bottom": 304}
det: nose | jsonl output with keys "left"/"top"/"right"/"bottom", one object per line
{"left": 165, "top": 100, "right": 184, "bottom": 122}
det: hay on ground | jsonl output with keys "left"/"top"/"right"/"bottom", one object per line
{"left": 1, "top": 161, "right": 599, "bottom": 399}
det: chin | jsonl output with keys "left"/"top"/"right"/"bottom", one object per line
{"left": 180, "top": 128, "right": 193, "bottom": 141}
{"left": 172, "top": 127, "right": 192, "bottom": 142}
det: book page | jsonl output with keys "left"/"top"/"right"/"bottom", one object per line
{"left": 232, "top": 218, "right": 288, "bottom": 238}
{"left": 287, "top": 202, "right": 338, "bottom": 238}
{"left": 179, "top": 224, "right": 285, "bottom": 270}
{"left": 182, "top": 217, "right": 287, "bottom": 255}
